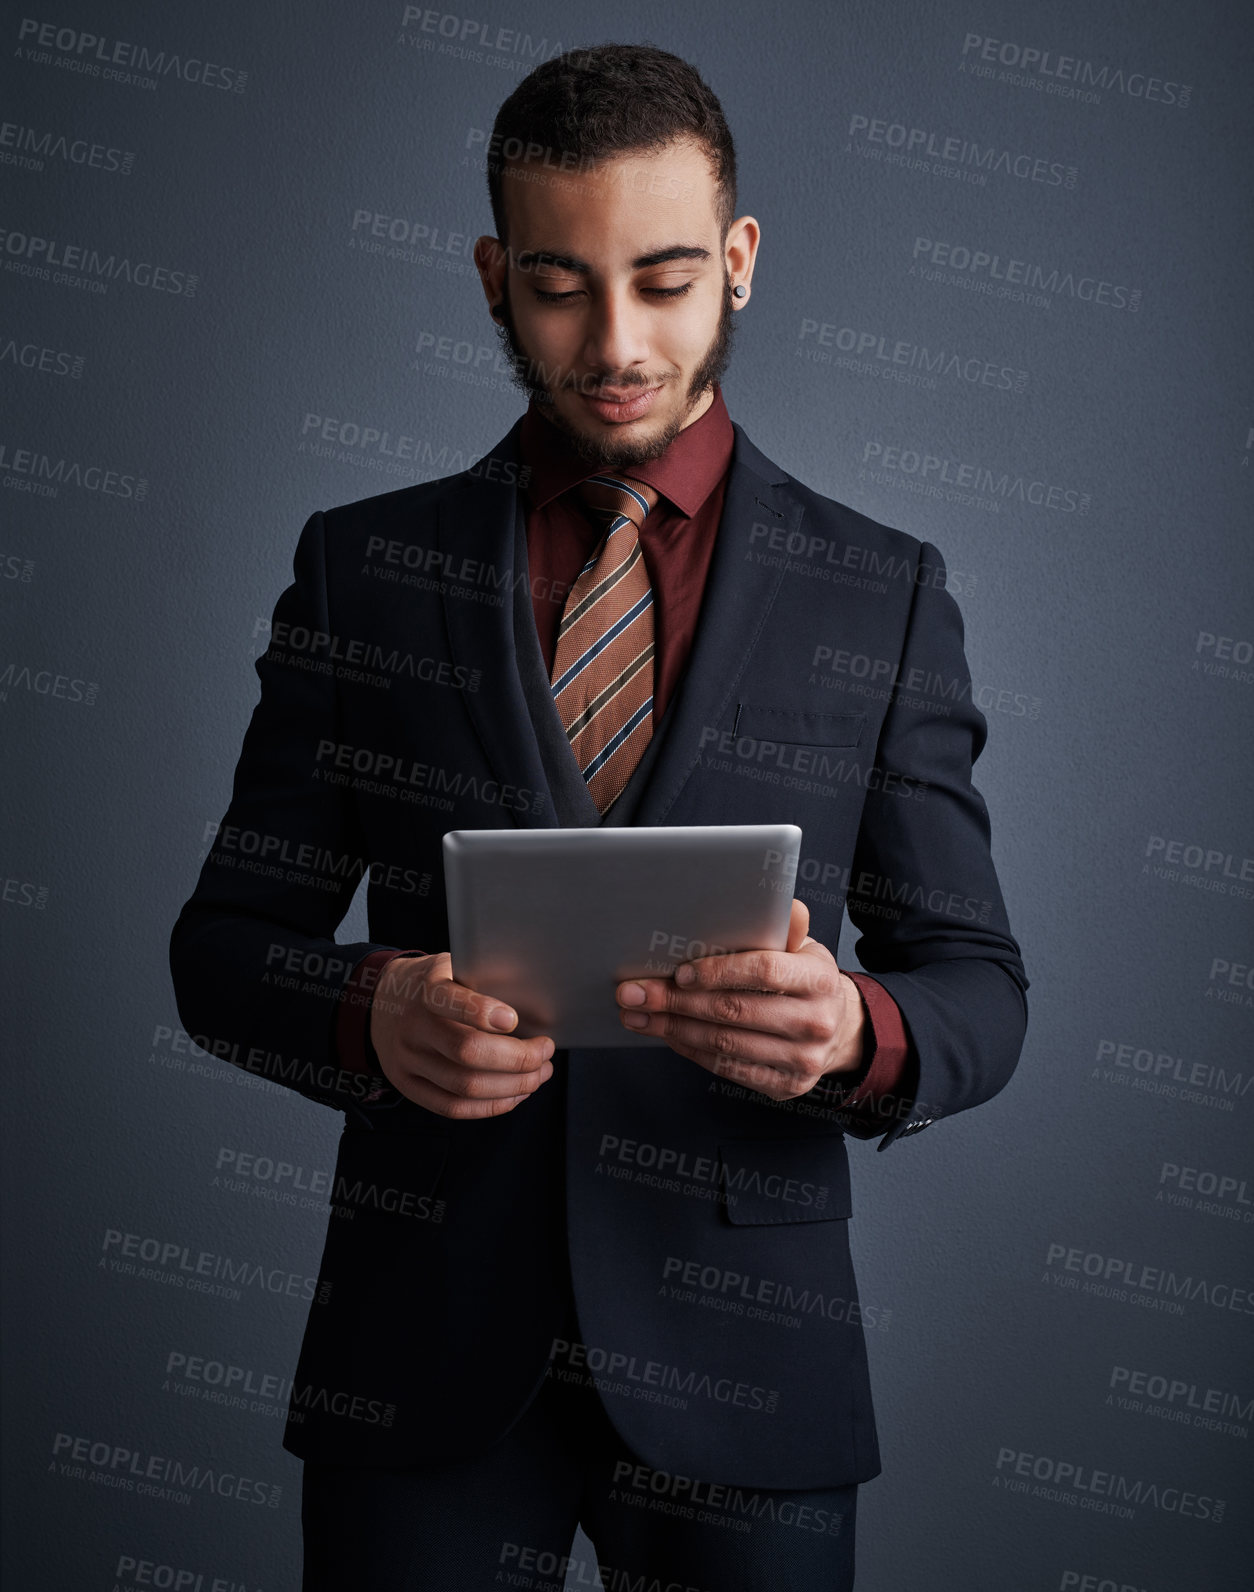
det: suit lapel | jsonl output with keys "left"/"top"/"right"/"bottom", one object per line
{"left": 629, "top": 423, "right": 797, "bottom": 826}
{"left": 436, "top": 415, "right": 800, "bottom": 832}
{"left": 436, "top": 418, "right": 557, "bottom": 831}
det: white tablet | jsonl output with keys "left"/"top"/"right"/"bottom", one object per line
{"left": 443, "top": 824, "right": 802, "bottom": 1047}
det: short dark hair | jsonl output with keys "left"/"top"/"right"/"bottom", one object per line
{"left": 486, "top": 43, "right": 737, "bottom": 247}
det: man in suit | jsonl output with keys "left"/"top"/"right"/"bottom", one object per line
{"left": 170, "top": 42, "right": 1027, "bottom": 1591}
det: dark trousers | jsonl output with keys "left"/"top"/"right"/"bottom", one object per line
{"left": 301, "top": 1354, "right": 857, "bottom": 1591}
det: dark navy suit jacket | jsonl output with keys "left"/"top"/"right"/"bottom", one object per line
{"left": 169, "top": 414, "right": 1028, "bottom": 1489}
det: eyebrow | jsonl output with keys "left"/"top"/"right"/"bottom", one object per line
{"left": 514, "top": 244, "right": 712, "bottom": 274}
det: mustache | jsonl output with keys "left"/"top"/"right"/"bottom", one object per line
{"left": 567, "top": 374, "right": 665, "bottom": 395}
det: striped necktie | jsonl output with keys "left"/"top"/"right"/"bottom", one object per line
{"left": 550, "top": 472, "right": 660, "bottom": 815}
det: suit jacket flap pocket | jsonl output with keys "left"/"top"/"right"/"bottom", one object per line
{"left": 733, "top": 703, "right": 864, "bottom": 747}
{"left": 718, "top": 1136, "right": 852, "bottom": 1225}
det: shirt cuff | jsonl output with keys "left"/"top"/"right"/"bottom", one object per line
{"left": 814, "top": 972, "right": 918, "bottom": 1138}
{"left": 336, "top": 948, "right": 428, "bottom": 1098}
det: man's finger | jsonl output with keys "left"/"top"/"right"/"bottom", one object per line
{"left": 786, "top": 896, "right": 811, "bottom": 953}
{"left": 420, "top": 974, "right": 523, "bottom": 1035}
{"left": 619, "top": 984, "right": 832, "bottom": 1043}
{"left": 417, "top": 1049, "right": 554, "bottom": 1100}
{"left": 618, "top": 1006, "right": 820, "bottom": 1072}
{"left": 425, "top": 1021, "right": 556, "bottom": 1074}
{"left": 669, "top": 946, "right": 835, "bottom": 998}
{"left": 394, "top": 1071, "right": 545, "bottom": 1119}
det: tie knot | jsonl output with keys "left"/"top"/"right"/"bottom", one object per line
{"left": 575, "top": 473, "right": 659, "bottom": 534}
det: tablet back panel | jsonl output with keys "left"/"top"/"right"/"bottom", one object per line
{"left": 443, "top": 824, "right": 802, "bottom": 1047}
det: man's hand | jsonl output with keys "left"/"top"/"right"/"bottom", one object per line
{"left": 369, "top": 953, "right": 556, "bottom": 1118}
{"left": 614, "top": 899, "right": 867, "bottom": 1101}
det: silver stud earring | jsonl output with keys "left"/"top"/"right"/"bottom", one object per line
{"left": 732, "top": 284, "right": 747, "bottom": 299}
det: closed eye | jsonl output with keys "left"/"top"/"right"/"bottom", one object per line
{"left": 533, "top": 284, "right": 693, "bottom": 303}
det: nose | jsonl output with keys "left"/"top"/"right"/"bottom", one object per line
{"left": 580, "top": 285, "right": 651, "bottom": 381}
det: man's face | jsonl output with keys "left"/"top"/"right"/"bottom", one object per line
{"left": 480, "top": 137, "right": 753, "bottom": 468}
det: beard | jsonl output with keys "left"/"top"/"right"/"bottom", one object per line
{"left": 490, "top": 268, "right": 738, "bottom": 468}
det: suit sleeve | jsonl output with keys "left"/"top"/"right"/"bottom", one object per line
{"left": 168, "top": 510, "right": 414, "bottom": 1112}
{"left": 837, "top": 540, "right": 1029, "bottom": 1150}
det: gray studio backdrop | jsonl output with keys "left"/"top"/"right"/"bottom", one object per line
{"left": 4, "top": 2, "right": 1251, "bottom": 1588}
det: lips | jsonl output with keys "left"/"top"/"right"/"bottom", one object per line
{"left": 579, "top": 385, "right": 662, "bottom": 423}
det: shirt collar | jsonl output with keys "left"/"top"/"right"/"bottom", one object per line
{"left": 518, "top": 383, "right": 734, "bottom": 519}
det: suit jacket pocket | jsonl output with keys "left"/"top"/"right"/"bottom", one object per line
{"left": 718, "top": 1135, "right": 852, "bottom": 1225}
{"left": 733, "top": 703, "right": 865, "bottom": 748}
